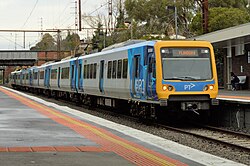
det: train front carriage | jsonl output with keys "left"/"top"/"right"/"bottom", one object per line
{"left": 154, "top": 41, "right": 218, "bottom": 113}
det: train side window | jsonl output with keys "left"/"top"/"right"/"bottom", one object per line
{"left": 122, "top": 59, "right": 128, "bottom": 79}
{"left": 71, "top": 65, "right": 74, "bottom": 79}
{"left": 40, "top": 71, "right": 44, "bottom": 79}
{"left": 112, "top": 60, "right": 117, "bottom": 79}
{"left": 107, "top": 61, "right": 112, "bottom": 79}
{"left": 34, "top": 72, "right": 38, "bottom": 80}
{"left": 93, "top": 63, "right": 97, "bottom": 79}
{"left": 90, "top": 64, "right": 93, "bottom": 79}
{"left": 117, "top": 59, "right": 122, "bottom": 79}
{"left": 58, "top": 67, "right": 61, "bottom": 80}
{"left": 61, "top": 67, "right": 69, "bottom": 79}
{"left": 86, "top": 64, "right": 90, "bottom": 79}
{"left": 79, "top": 64, "right": 82, "bottom": 79}
{"left": 84, "top": 65, "right": 87, "bottom": 79}
{"left": 51, "top": 69, "right": 57, "bottom": 79}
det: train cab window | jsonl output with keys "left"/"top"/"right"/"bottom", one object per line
{"left": 61, "top": 67, "right": 69, "bottom": 79}
{"left": 107, "top": 61, "right": 112, "bottom": 79}
{"left": 117, "top": 60, "right": 122, "bottom": 79}
{"left": 122, "top": 59, "right": 128, "bottom": 79}
{"left": 93, "top": 63, "right": 97, "bottom": 79}
{"left": 40, "top": 71, "right": 44, "bottom": 79}
{"left": 112, "top": 60, "right": 117, "bottom": 79}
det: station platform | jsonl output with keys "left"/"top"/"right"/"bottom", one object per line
{"left": 218, "top": 89, "right": 250, "bottom": 103}
{"left": 0, "top": 86, "right": 246, "bottom": 166}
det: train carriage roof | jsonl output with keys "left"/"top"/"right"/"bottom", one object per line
{"left": 25, "top": 40, "right": 156, "bottom": 70}
{"left": 78, "top": 40, "right": 156, "bottom": 60}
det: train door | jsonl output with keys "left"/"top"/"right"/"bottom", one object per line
{"left": 45, "top": 66, "right": 51, "bottom": 88}
{"left": 38, "top": 70, "right": 40, "bottom": 86}
{"left": 99, "top": 60, "right": 105, "bottom": 94}
{"left": 70, "top": 61, "right": 76, "bottom": 91}
{"left": 58, "top": 67, "right": 61, "bottom": 88}
{"left": 132, "top": 54, "right": 143, "bottom": 98}
{"left": 29, "top": 69, "right": 33, "bottom": 86}
{"left": 77, "top": 59, "right": 83, "bottom": 91}
{"left": 146, "top": 47, "right": 156, "bottom": 99}
{"left": 14, "top": 73, "right": 16, "bottom": 84}
{"left": 20, "top": 71, "right": 23, "bottom": 85}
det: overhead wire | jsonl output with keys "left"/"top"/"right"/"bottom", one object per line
{"left": 65, "top": 2, "right": 108, "bottom": 29}
{"left": 21, "top": 0, "right": 39, "bottom": 29}
{"left": 0, "top": 34, "right": 24, "bottom": 48}
{"left": 88, "top": 2, "right": 109, "bottom": 16}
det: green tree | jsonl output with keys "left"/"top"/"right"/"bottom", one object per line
{"left": 125, "top": 0, "right": 170, "bottom": 36}
{"left": 61, "top": 32, "right": 80, "bottom": 52}
{"left": 92, "top": 22, "right": 106, "bottom": 52}
{"left": 209, "top": 0, "right": 247, "bottom": 8}
{"left": 30, "top": 33, "right": 56, "bottom": 51}
{"left": 190, "top": 7, "right": 250, "bottom": 35}
{"left": 116, "top": 0, "right": 126, "bottom": 30}
{"left": 124, "top": 0, "right": 198, "bottom": 38}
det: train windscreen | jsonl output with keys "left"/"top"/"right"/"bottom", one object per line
{"left": 161, "top": 47, "right": 212, "bottom": 80}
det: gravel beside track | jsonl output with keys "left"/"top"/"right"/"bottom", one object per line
{"left": 11, "top": 90, "right": 250, "bottom": 165}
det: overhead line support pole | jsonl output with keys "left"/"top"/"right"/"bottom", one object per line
{"left": 79, "top": 0, "right": 82, "bottom": 31}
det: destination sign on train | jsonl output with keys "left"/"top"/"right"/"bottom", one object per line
{"left": 172, "top": 49, "right": 199, "bottom": 57}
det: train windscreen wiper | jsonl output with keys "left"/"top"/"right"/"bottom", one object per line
{"left": 165, "top": 76, "right": 198, "bottom": 81}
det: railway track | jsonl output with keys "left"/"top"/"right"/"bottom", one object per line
{"left": 156, "top": 123, "right": 250, "bottom": 152}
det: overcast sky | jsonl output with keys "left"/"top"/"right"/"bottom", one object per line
{"left": 0, "top": 0, "right": 107, "bottom": 50}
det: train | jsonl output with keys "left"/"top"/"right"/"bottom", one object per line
{"left": 10, "top": 40, "right": 219, "bottom": 119}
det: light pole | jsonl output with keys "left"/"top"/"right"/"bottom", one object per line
{"left": 174, "top": 0, "right": 178, "bottom": 39}
{"left": 166, "top": 0, "right": 178, "bottom": 39}
{"left": 125, "top": 20, "right": 133, "bottom": 39}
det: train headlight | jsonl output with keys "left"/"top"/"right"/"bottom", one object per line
{"left": 209, "top": 85, "right": 214, "bottom": 90}
{"left": 162, "top": 85, "right": 174, "bottom": 91}
{"left": 203, "top": 85, "right": 214, "bottom": 91}
{"left": 203, "top": 85, "right": 208, "bottom": 91}
{"left": 168, "top": 85, "right": 174, "bottom": 91}
{"left": 162, "top": 85, "right": 168, "bottom": 91}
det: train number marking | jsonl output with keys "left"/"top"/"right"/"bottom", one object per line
{"left": 184, "top": 83, "right": 195, "bottom": 90}
{"left": 135, "top": 79, "right": 144, "bottom": 94}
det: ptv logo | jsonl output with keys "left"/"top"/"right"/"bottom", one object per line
{"left": 184, "top": 83, "right": 195, "bottom": 90}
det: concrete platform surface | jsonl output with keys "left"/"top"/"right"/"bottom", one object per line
{"left": 0, "top": 86, "right": 247, "bottom": 166}
{"left": 218, "top": 89, "right": 250, "bottom": 103}
{"left": 0, "top": 152, "right": 133, "bottom": 166}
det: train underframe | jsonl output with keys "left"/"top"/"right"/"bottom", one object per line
{"left": 12, "top": 85, "right": 217, "bottom": 120}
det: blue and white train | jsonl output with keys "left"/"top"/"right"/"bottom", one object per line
{"left": 10, "top": 40, "right": 219, "bottom": 118}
